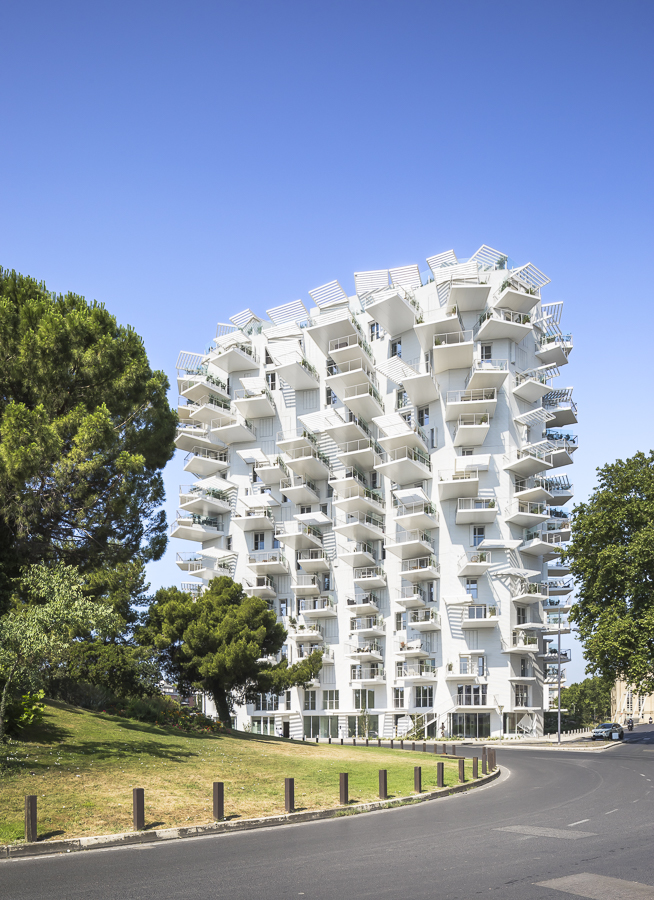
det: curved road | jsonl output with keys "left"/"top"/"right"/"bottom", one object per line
{"left": 3, "top": 727, "right": 654, "bottom": 899}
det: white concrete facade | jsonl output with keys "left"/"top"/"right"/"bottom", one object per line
{"left": 173, "top": 245, "right": 575, "bottom": 740}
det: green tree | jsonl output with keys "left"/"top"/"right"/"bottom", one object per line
{"left": 0, "top": 563, "right": 120, "bottom": 741}
{"left": 567, "top": 451, "right": 654, "bottom": 693}
{"left": 0, "top": 267, "right": 177, "bottom": 620}
{"left": 139, "top": 577, "right": 322, "bottom": 726}
{"left": 553, "top": 677, "right": 613, "bottom": 727}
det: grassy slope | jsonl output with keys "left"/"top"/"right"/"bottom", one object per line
{"left": 0, "top": 701, "right": 474, "bottom": 843}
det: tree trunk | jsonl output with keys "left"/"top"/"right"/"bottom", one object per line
{"left": 211, "top": 685, "right": 233, "bottom": 728}
{"left": 0, "top": 663, "right": 18, "bottom": 745}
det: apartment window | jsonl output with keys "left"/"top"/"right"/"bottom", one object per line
{"left": 430, "top": 427, "right": 436, "bottom": 449}
{"left": 253, "top": 532, "right": 265, "bottom": 551}
{"left": 481, "top": 344, "right": 492, "bottom": 361}
{"left": 465, "top": 579, "right": 478, "bottom": 599}
{"left": 280, "top": 645, "right": 288, "bottom": 660}
{"left": 426, "top": 581, "right": 435, "bottom": 603}
{"left": 322, "top": 573, "right": 330, "bottom": 591}
{"left": 418, "top": 406, "right": 429, "bottom": 427}
{"left": 226, "top": 536, "right": 232, "bottom": 551}
{"left": 370, "top": 472, "right": 379, "bottom": 489}
{"left": 390, "top": 339, "right": 402, "bottom": 359}
{"left": 461, "top": 448, "right": 474, "bottom": 456}
{"left": 265, "top": 372, "right": 276, "bottom": 392}
{"left": 279, "top": 598, "right": 288, "bottom": 618}
{"left": 472, "top": 526, "right": 485, "bottom": 547}
{"left": 304, "top": 690, "right": 316, "bottom": 711}
{"left": 326, "top": 386, "right": 337, "bottom": 406}
{"left": 255, "top": 693, "right": 279, "bottom": 712}
{"left": 321, "top": 503, "right": 328, "bottom": 516}
{"left": 515, "top": 685, "right": 529, "bottom": 707}
{"left": 265, "top": 349, "right": 274, "bottom": 365}
{"left": 370, "top": 322, "right": 381, "bottom": 341}
{"left": 393, "top": 688, "right": 405, "bottom": 709}
{"left": 457, "top": 684, "right": 488, "bottom": 706}
{"left": 252, "top": 717, "right": 276, "bottom": 735}
{"left": 415, "top": 686, "right": 433, "bottom": 708}
{"left": 323, "top": 690, "right": 339, "bottom": 710}
{"left": 396, "top": 389, "right": 409, "bottom": 410}
{"left": 300, "top": 505, "right": 311, "bottom": 515}
{"left": 272, "top": 536, "right": 280, "bottom": 549}
{"left": 459, "top": 658, "right": 469, "bottom": 675}
{"left": 477, "top": 655, "right": 486, "bottom": 677}
{"left": 395, "top": 611, "right": 407, "bottom": 631}
{"left": 468, "top": 605, "right": 487, "bottom": 620}
{"left": 520, "top": 658, "right": 530, "bottom": 677}
{"left": 285, "top": 689, "right": 292, "bottom": 708}
{"left": 354, "top": 689, "right": 375, "bottom": 710}
{"left": 516, "top": 606, "right": 527, "bottom": 625}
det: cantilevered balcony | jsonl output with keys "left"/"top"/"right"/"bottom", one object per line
{"left": 346, "top": 593, "right": 380, "bottom": 614}
{"left": 461, "top": 605, "right": 499, "bottom": 627}
{"left": 296, "top": 549, "right": 331, "bottom": 574}
{"left": 344, "top": 640, "right": 383, "bottom": 662}
{"left": 247, "top": 550, "right": 290, "bottom": 575}
{"left": 334, "top": 510, "right": 385, "bottom": 543}
{"left": 512, "top": 370, "right": 553, "bottom": 403}
{"left": 174, "top": 422, "right": 214, "bottom": 453}
{"left": 339, "top": 541, "right": 377, "bottom": 568}
{"left": 402, "top": 362, "right": 440, "bottom": 407}
{"left": 332, "top": 483, "right": 385, "bottom": 517}
{"left": 542, "top": 391, "right": 578, "bottom": 427}
{"left": 375, "top": 413, "right": 429, "bottom": 454}
{"left": 375, "top": 446, "right": 432, "bottom": 484}
{"left": 396, "top": 585, "right": 428, "bottom": 609}
{"left": 546, "top": 475, "right": 574, "bottom": 505}
{"left": 395, "top": 638, "right": 430, "bottom": 659}
{"left": 539, "top": 648, "right": 572, "bottom": 664}
{"left": 504, "top": 633, "right": 540, "bottom": 654}
{"left": 514, "top": 476, "right": 554, "bottom": 504}
{"left": 545, "top": 432, "right": 578, "bottom": 468}
{"left": 362, "top": 287, "right": 420, "bottom": 335}
{"left": 210, "top": 413, "right": 256, "bottom": 444}
{"left": 232, "top": 507, "right": 276, "bottom": 532}
{"left": 445, "top": 389, "right": 497, "bottom": 422}
{"left": 521, "top": 529, "right": 568, "bottom": 560}
{"left": 343, "top": 382, "right": 385, "bottom": 419}
{"left": 474, "top": 307, "right": 532, "bottom": 343}
{"left": 349, "top": 615, "right": 385, "bottom": 637}
{"left": 254, "top": 454, "right": 289, "bottom": 484}
{"left": 543, "top": 614, "right": 571, "bottom": 635}
{"left": 438, "top": 469, "right": 480, "bottom": 500}
{"left": 233, "top": 387, "right": 275, "bottom": 419}
{"left": 548, "top": 557, "right": 572, "bottom": 577}
{"left": 326, "top": 356, "right": 378, "bottom": 397}
{"left": 279, "top": 476, "right": 319, "bottom": 505}
{"left": 324, "top": 410, "right": 374, "bottom": 445}
{"left": 349, "top": 665, "right": 386, "bottom": 684}
{"left": 176, "top": 553, "right": 232, "bottom": 582}
{"left": 269, "top": 353, "right": 319, "bottom": 390}
{"left": 276, "top": 427, "right": 318, "bottom": 454}
{"left": 491, "top": 283, "right": 541, "bottom": 315}
{"left": 179, "top": 393, "right": 233, "bottom": 426}
{"left": 407, "top": 609, "right": 441, "bottom": 631}
{"left": 306, "top": 308, "right": 357, "bottom": 356}
{"left": 511, "top": 579, "right": 549, "bottom": 604}
{"left": 401, "top": 556, "right": 440, "bottom": 583}
{"left": 448, "top": 280, "right": 492, "bottom": 311}
{"left": 275, "top": 522, "right": 323, "bottom": 551}
{"left": 465, "top": 358, "right": 509, "bottom": 391}
{"left": 414, "top": 306, "right": 464, "bottom": 351}
{"left": 170, "top": 513, "right": 224, "bottom": 542}
{"left": 293, "top": 574, "right": 321, "bottom": 597}
{"left": 353, "top": 566, "right": 387, "bottom": 588}
{"left": 183, "top": 446, "right": 230, "bottom": 478}
{"left": 328, "top": 331, "right": 374, "bottom": 365}
{"left": 394, "top": 501, "right": 439, "bottom": 531}
{"left": 285, "top": 446, "right": 331, "bottom": 481}
{"left": 504, "top": 447, "right": 554, "bottom": 477}
{"left": 329, "top": 465, "right": 369, "bottom": 494}
{"left": 432, "top": 330, "right": 474, "bottom": 373}
{"left": 395, "top": 660, "right": 438, "bottom": 684}
{"left": 457, "top": 551, "right": 492, "bottom": 577}
{"left": 243, "top": 575, "right": 277, "bottom": 599}
{"left": 536, "top": 333, "right": 573, "bottom": 368}
{"left": 335, "top": 439, "right": 383, "bottom": 472}
{"left": 290, "top": 623, "right": 324, "bottom": 642}
{"left": 210, "top": 341, "right": 259, "bottom": 373}
{"left": 546, "top": 580, "right": 573, "bottom": 599}
{"left": 178, "top": 370, "right": 230, "bottom": 404}
{"left": 300, "top": 596, "right": 337, "bottom": 618}
{"left": 505, "top": 500, "right": 550, "bottom": 528}
{"left": 385, "top": 529, "right": 435, "bottom": 560}
{"left": 178, "top": 485, "right": 233, "bottom": 517}
{"left": 456, "top": 497, "right": 497, "bottom": 525}
{"left": 453, "top": 413, "right": 490, "bottom": 447}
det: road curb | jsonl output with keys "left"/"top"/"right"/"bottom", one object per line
{"left": 0, "top": 767, "right": 500, "bottom": 860}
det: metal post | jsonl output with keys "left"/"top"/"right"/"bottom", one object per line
{"left": 422, "top": 742, "right": 426, "bottom": 753}
{"left": 451, "top": 744, "right": 456, "bottom": 756}
{"left": 133, "top": 788, "right": 144, "bottom": 831}
{"left": 414, "top": 766, "right": 422, "bottom": 793}
{"left": 400, "top": 740, "right": 404, "bottom": 749}
{"left": 213, "top": 782, "right": 224, "bottom": 820}
{"left": 482, "top": 748, "right": 487, "bottom": 775}
{"left": 379, "top": 769, "right": 387, "bottom": 800}
{"left": 458, "top": 758, "right": 465, "bottom": 783}
{"left": 390, "top": 739, "right": 394, "bottom": 749}
{"left": 365, "top": 738, "right": 369, "bottom": 746}
{"left": 437, "top": 761, "right": 444, "bottom": 788}
{"left": 285, "top": 778, "right": 294, "bottom": 813}
{"left": 411, "top": 741, "right": 415, "bottom": 751}
{"left": 473, "top": 757, "right": 479, "bottom": 778}
{"left": 378, "top": 738, "right": 381, "bottom": 747}
{"left": 25, "top": 795, "right": 37, "bottom": 843}
{"left": 442, "top": 743, "right": 447, "bottom": 754}
{"left": 339, "top": 773, "right": 348, "bottom": 805}
{"left": 557, "top": 617, "right": 562, "bottom": 745}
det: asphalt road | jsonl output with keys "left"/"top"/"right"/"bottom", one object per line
{"left": 3, "top": 727, "right": 654, "bottom": 900}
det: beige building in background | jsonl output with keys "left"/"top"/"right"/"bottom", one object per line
{"left": 612, "top": 681, "right": 654, "bottom": 723}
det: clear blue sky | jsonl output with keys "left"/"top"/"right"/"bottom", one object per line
{"left": 2, "top": 1, "right": 653, "bottom": 681}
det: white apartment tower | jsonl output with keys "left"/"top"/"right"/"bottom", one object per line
{"left": 173, "top": 245, "right": 575, "bottom": 739}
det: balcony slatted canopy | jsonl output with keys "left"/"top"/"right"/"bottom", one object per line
{"left": 354, "top": 269, "right": 390, "bottom": 295}
{"left": 265, "top": 323, "right": 304, "bottom": 340}
{"left": 298, "top": 409, "right": 344, "bottom": 433}
{"left": 375, "top": 356, "right": 417, "bottom": 385}
{"left": 237, "top": 448, "right": 269, "bottom": 464}
{"left": 266, "top": 299, "right": 309, "bottom": 325}
{"left": 239, "top": 376, "right": 267, "bottom": 392}
{"left": 390, "top": 264, "right": 422, "bottom": 290}
{"left": 426, "top": 249, "right": 457, "bottom": 271}
{"left": 308, "top": 280, "right": 349, "bottom": 308}
{"left": 176, "top": 351, "right": 205, "bottom": 373}
{"left": 513, "top": 262, "right": 551, "bottom": 289}
{"left": 514, "top": 408, "right": 555, "bottom": 427}
{"left": 469, "top": 245, "right": 508, "bottom": 269}
{"left": 230, "top": 308, "right": 261, "bottom": 328}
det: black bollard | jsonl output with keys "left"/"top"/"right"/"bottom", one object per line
{"left": 285, "top": 778, "right": 295, "bottom": 813}
{"left": 340, "top": 772, "right": 349, "bottom": 805}
{"left": 414, "top": 766, "right": 422, "bottom": 793}
{"left": 133, "top": 788, "right": 144, "bottom": 831}
{"left": 213, "top": 782, "right": 224, "bottom": 820}
{"left": 437, "top": 761, "right": 444, "bottom": 788}
{"left": 458, "top": 758, "right": 465, "bottom": 783}
{"left": 25, "top": 795, "right": 37, "bottom": 843}
{"left": 379, "top": 769, "right": 387, "bottom": 800}
{"left": 472, "top": 757, "right": 479, "bottom": 779}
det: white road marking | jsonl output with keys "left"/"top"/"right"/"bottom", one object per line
{"left": 633, "top": 798, "right": 641, "bottom": 802}
{"left": 568, "top": 818, "right": 590, "bottom": 826}
{"left": 536, "top": 872, "right": 654, "bottom": 898}
{"left": 604, "top": 808, "right": 618, "bottom": 815}
{"left": 495, "top": 825, "right": 595, "bottom": 840}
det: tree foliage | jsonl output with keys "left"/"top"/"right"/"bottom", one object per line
{"left": 139, "top": 577, "right": 323, "bottom": 726}
{"left": 556, "top": 677, "right": 613, "bottom": 726}
{"left": 0, "top": 267, "right": 177, "bottom": 619}
{"left": 567, "top": 451, "right": 654, "bottom": 693}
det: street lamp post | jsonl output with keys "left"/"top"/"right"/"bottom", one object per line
{"left": 557, "top": 614, "right": 562, "bottom": 745}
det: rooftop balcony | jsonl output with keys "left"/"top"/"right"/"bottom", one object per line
{"left": 178, "top": 370, "right": 230, "bottom": 404}
{"left": 375, "top": 445, "right": 432, "bottom": 484}
{"left": 247, "top": 550, "right": 290, "bottom": 575}
{"left": 254, "top": 454, "right": 289, "bottom": 484}
{"left": 346, "top": 593, "right": 381, "bottom": 614}
{"left": 542, "top": 391, "right": 578, "bottom": 427}
{"left": 293, "top": 574, "right": 321, "bottom": 597}
{"left": 536, "top": 333, "right": 573, "bottom": 368}
{"left": 174, "top": 422, "right": 215, "bottom": 453}
{"left": 465, "top": 358, "right": 509, "bottom": 392}
{"left": 170, "top": 513, "right": 224, "bottom": 542}
{"left": 285, "top": 445, "right": 331, "bottom": 481}
{"left": 353, "top": 566, "right": 387, "bottom": 588}
{"left": 512, "top": 370, "right": 553, "bottom": 403}
{"left": 233, "top": 386, "right": 275, "bottom": 418}
{"left": 511, "top": 579, "right": 549, "bottom": 603}
{"left": 332, "top": 483, "right": 385, "bottom": 516}
{"left": 175, "top": 553, "right": 232, "bottom": 582}
{"left": 456, "top": 497, "right": 497, "bottom": 525}
{"left": 461, "top": 605, "right": 499, "bottom": 627}
{"left": 326, "top": 356, "right": 378, "bottom": 395}
{"left": 178, "top": 485, "right": 233, "bottom": 517}
{"left": 335, "top": 439, "right": 383, "bottom": 472}
{"left": 504, "top": 447, "right": 554, "bottom": 478}
{"left": 432, "top": 330, "right": 474, "bottom": 373}
{"left": 232, "top": 507, "right": 276, "bottom": 532}
{"left": 279, "top": 475, "right": 319, "bottom": 505}
{"left": 300, "top": 596, "right": 337, "bottom": 618}
{"left": 457, "top": 551, "right": 492, "bottom": 577}
{"left": 339, "top": 540, "right": 377, "bottom": 567}
{"left": 210, "top": 413, "right": 256, "bottom": 445}
{"left": 210, "top": 341, "right": 259, "bottom": 374}
{"left": 269, "top": 353, "right": 319, "bottom": 390}
{"left": 407, "top": 609, "right": 441, "bottom": 631}
{"left": 395, "top": 638, "right": 430, "bottom": 659}
{"left": 396, "top": 585, "right": 428, "bottom": 609}
{"left": 183, "top": 446, "right": 230, "bottom": 478}
{"left": 453, "top": 413, "right": 491, "bottom": 447}
{"left": 306, "top": 309, "right": 357, "bottom": 356}
{"left": 328, "top": 331, "right": 374, "bottom": 365}
{"left": 344, "top": 640, "right": 384, "bottom": 662}
{"left": 438, "top": 469, "right": 480, "bottom": 500}
{"left": 395, "top": 661, "right": 438, "bottom": 684}
{"left": 505, "top": 500, "right": 550, "bottom": 528}
{"left": 243, "top": 575, "right": 277, "bottom": 599}
{"left": 414, "top": 306, "right": 464, "bottom": 351}
{"left": 343, "top": 382, "right": 385, "bottom": 419}
{"left": 474, "top": 307, "right": 532, "bottom": 343}
{"left": 296, "top": 549, "right": 331, "bottom": 573}
{"left": 445, "top": 388, "right": 497, "bottom": 422}
{"left": 362, "top": 287, "right": 420, "bottom": 335}
{"left": 385, "top": 529, "right": 435, "bottom": 560}
{"left": 275, "top": 522, "right": 323, "bottom": 551}
{"left": 334, "top": 510, "right": 385, "bottom": 543}
{"left": 375, "top": 413, "right": 429, "bottom": 454}
{"left": 394, "top": 500, "right": 439, "bottom": 531}
{"left": 349, "top": 664, "right": 386, "bottom": 684}
{"left": 349, "top": 615, "right": 386, "bottom": 637}
{"left": 276, "top": 427, "right": 318, "bottom": 454}
{"left": 401, "top": 555, "right": 440, "bottom": 583}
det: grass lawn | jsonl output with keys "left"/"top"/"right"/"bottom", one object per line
{"left": 0, "top": 701, "right": 476, "bottom": 844}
